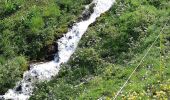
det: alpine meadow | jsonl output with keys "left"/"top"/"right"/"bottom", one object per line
{"left": 0, "top": 0, "right": 170, "bottom": 100}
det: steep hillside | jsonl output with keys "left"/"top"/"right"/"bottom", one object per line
{"left": 31, "top": 0, "right": 170, "bottom": 99}
{"left": 0, "top": 0, "right": 170, "bottom": 100}
{"left": 0, "top": 0, "right": 92, "bottom": 94}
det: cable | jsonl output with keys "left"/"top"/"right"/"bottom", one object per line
{"left": 113, "top": 23, "right": 167, "bottom": 100}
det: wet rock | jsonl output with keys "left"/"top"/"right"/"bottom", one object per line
{"left": 15, "top": 85, "right": 22, "bottom": 92}
{"left": 2, "top": 0, "right": 115, "bottom": 99}
{"left": 54, "top": 53, "right": 60, "bottom": 62}
{"left": 44, "top": 42, "right": 58, "bottom": 61}
{"left": 0, "top": 95, "right": 4, "bottom": 100}
{"left": 68, "top": 21, "right": 76, "bottom": 29}
{"left": 68, "top": 36, "right": 72, "bottom": 39}
{"left": 82, "top": 5, "right": 94, "bottom": 20}
{"left": 77, "top": 3, "right": 95, "bottom": 22}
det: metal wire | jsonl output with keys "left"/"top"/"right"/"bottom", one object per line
{"left": 113, "top": 23, "right": 167, "bottom": 100}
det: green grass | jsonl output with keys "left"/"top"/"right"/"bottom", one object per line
{"left": 0, "top": 0, "right": 170, "bottom": 99}
{"left": 31, "top": 0, "right": 170, "bottom": 99}
{"left": 0, "top": 0, "right": 92, "bottom": 94}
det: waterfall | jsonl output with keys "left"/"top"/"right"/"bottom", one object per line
{"left": 1, "top": 0, "right": 115, "bottom": 99}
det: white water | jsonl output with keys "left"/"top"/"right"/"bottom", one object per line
{"left": 1, "top": 0, "right": 115, "bottom": 99}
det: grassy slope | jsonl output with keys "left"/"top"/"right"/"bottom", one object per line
{"left": 0, "top": 0, "right": 91, "bottom": 60}
{"left": 31, "top": 0, "right": 170, "bottom": 100}
{"left": 0, "top": 0, "right": 91, "bottom": 94}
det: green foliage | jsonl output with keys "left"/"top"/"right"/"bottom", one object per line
{"left": 30, "top": 81, "right": 82, "bottom": 100}
{"left": 0, "top": 0, "right": 24, "bottom": 18}
{"left": 43, "top": 5, "right": 60, "bottom": 17}
{"left": 0, "top": 56, "right": 27, "bottom": 94}
{"left": 0, "top": 0, "right": 88, "bottom": 60}
{"left": 69, "top": 48, "right": 102, "bottom": 74}
{"left": 30, "top": 16, "right": 44, "bottom": 31}
{"left": 31, "top": 0, "right": 170, "bottom": 99}
{"left": 0, "top": 0, "right": 170, "bottom": 99}
{"left": 4, "top": 0, "right": 16, "bottom": 12}
{"left": 0, "top": 0, "right": 90, "bottom": 95}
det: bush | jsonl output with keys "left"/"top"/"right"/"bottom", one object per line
{"left": 30, "top": 0, "right": 170, "bottom": 99}
{"left": 43, "top": 5, "right": 60, "bottom": 17}
{"left": 30, "top": 81, "right": 81, "bottom": 100}
{"left": 0, "top": 56, "right": 28, "bottom": 94}
{"left": 0, "top": 0, "right": 24, "bottom": 18}
{"left": 29, "top": 16, "right": 44, "bottom": 31}
{"left": 69, "top": 48, "right": 103, "bottom": 75}
{"left": 0, "top": 0, "right": 96, "bottom": 97}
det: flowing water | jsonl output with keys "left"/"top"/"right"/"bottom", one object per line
{"left": 0, "top": 0, "right": 115, "bottom": 99}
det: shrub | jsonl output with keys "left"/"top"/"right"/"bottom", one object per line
{"left": 0, "top": 56, "right": 28, "bottom": 94}
{"left": 69, "top": 48, "right": 103, "bottom": 75}
{"left": 43, "top": 5, "right": 60, "bottom": 17}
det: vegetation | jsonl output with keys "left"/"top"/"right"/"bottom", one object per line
{"left": 0, "top": 0, "right": 170, "bottom": 99}
{"left": 0, "top": 0, "right": 92, "bottom": 94}
{"left": 0, "top": 56, "right": 27, "bottom": 94}
{"left": 30, "top": 0, "right": 170, "bottom": 99}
